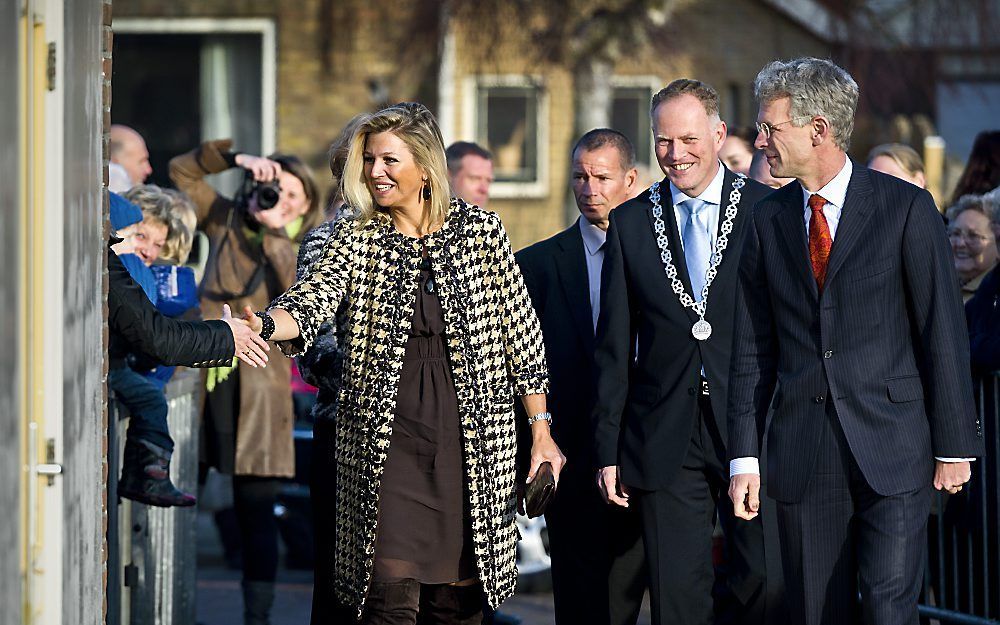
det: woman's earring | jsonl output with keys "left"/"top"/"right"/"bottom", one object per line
{"left": 422, "top": 184, "right": 431, "bottom": 200}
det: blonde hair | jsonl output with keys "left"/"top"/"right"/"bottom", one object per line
{"left": 866, "top": 143, "right": 924, "bottom": 178}
{"left": 124, "top": 184, "right": 196, "bottom": 265}
{"left": 341, "top": 102, "right": 450, "bottom": 229}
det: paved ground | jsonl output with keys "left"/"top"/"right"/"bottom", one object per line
{"left": 194, "top": 511, "right": 651, "bottom": 625}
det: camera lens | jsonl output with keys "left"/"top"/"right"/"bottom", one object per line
{"left": 257, "top": 181, "right": 281, "bottom": 210}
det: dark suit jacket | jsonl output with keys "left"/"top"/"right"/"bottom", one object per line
{"left": 109, "top": 243, "right": 234, "bottom": 370}
{"left": 728, "top": 164, "right": 985, "bottom": 503}
{"left": 593, "top": 170, "right": 772, "bottom": 491}
{"left": 517, "top": 220, "right": 600, "bottom": 482}
{"left": 967, "top": 265, "right": 1000, "bottom": 372}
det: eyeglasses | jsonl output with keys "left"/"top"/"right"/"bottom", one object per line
{"left": 755, "top": 116, "right": 812, "bottom": 139}
{"left": 947, "top": 228, "right": 995, "bottom": 247}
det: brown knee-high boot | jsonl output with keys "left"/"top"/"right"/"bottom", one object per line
{"left": 416, "top": 583, "right": 484, "bottom": 625}
{"left": 362, "top": 580, "right": 421, "bottom": 625}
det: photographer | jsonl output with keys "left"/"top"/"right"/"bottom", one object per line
{"left": 169, "top": 139, "right": 322, "bottom": 624}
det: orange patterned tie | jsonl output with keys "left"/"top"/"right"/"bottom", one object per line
{"left": 808, "top": 194, "right": 832, "bottom": 292}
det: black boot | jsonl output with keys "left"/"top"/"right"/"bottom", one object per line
{"left": 242, "top": 580, "right": 276, "bottom": 625}
{"left": 117, "top": 439, "right": 196, "bottom": 507}
{"left": 417, "top": 583, "right": 484, "bottom": 625}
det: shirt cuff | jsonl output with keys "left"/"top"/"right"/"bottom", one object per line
{"left": 936, "top": 457, "right": 976, "bottom": 462}
{"left": 730, "top": 457, "right": 760, "bottom": 477}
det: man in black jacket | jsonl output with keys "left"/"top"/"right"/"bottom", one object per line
{"left": 593, "top": 80, "right": 770, "bottom": 625}
{"left": 108, "top": 243, "right": 268, "bottom": 369}
{"left": 517, "top": 129, "right": 645, "bottom": 625}
{"left": 108, "top": 241, "right": 269, "bottom": 505}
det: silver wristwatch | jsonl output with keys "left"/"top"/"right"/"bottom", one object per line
{"left": 527, "top": 411, "right": 553, "bottom": 426}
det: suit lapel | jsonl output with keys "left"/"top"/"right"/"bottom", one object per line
{"left": 823, "top": 163, "right": 874, "bottom": 288}
{"left": 555, "top": 222, "right": 596, "bottom": 353}
{"left": 773, "top": 184, "right": 819, "bottom": 299}
{"left": 705, "top": 169, "right": 751, "bottom": 314}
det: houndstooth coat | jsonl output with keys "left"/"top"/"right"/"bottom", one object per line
{"left": 269, "top": 199, "right": 548, "bottom": 616}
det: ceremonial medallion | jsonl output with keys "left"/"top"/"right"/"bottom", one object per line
{"left": 691, "top": 319, "right": 712, "bottom": 341}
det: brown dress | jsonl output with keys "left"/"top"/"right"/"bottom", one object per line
{"left": 372, "top": 255, "right": 477, "bottom": 583}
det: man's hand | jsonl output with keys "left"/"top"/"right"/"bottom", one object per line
{"left": 597, "top": 465, "right": 631, "bottom": 508}
{"left": 729, "top": 473, "right": 761, "bottom": 521}
{"left": 221, "top": 303, "right": 269, "bottom": 368}
{"left": 235, "top": 154, "right": 282, "bottom": 182}
{"left": 934, "top": 460, "right": 971, "bottom": 495}
{"left": 110, "top": 237, "right": 135, "bottom": 257}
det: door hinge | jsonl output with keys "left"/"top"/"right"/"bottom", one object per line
{"left": 46, "top": 42, "right": 55, "bottom": 91}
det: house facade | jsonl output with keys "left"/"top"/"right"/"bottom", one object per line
{"left": 111, "top": 0, "right": 833, "bottom": 248}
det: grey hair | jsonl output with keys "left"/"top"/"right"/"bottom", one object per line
{"left": 945, "top": 194, "right": 999, "bottom": 224}
{"left": 984, "top": 186, "right": 1000, "bottom": 225}
{"left": 753, "top": 57, "right": 859, "bottom": 151}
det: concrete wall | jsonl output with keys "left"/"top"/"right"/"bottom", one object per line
{"left": 62, "top": 0, "right": 108, "bottom": 623}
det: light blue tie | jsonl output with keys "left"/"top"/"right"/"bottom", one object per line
{"left": 682, "top": 198, "right": 711, "bottom": 302}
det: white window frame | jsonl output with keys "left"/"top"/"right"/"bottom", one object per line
{"left": 610, "top": 75, "right": 662, "bottom": 171}
{"left": 462, "top": 75, "right": 549, "bottom": 199}
{"left": 111, "top": 18, "right": 276, "bottom": 156}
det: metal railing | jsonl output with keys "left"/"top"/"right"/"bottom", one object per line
{"left": 919, "top": 373, "right": 1000, "bottom": 624}
{"left": 107, "top": 369, "right": 202, "bottom": 625}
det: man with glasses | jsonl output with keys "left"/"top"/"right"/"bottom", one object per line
{"left": 728, "top": 57, "right": 984, "bottom": 625}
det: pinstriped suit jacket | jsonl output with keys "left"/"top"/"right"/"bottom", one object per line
{"left": 728, "top": 163, "right": 985, "bottom": 503}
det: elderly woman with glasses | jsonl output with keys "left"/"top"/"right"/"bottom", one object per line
{"left": 245, "top": 102, "right": 565, "bottom": 625}
{"left": 946, "top": 194, "right": 999, "bottom": 302}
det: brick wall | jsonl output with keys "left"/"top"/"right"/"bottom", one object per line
{"left": 450, "top": 0, "right": 831, "bottom": 248}
{"left": 112, "top": 0, "right": 831, "bottom": 249}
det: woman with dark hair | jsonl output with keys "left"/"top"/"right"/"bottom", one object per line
{"left": 246, "top": 102, "right": 565, "bottom": 624}
{"left": 169, "top": 140, "right": 323, "bottom": 625}
{"left": 951, "top": 130, "right": 1000, "bottom": 204}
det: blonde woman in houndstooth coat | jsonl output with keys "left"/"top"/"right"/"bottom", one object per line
{"left": 245, "top": 102, "right": 566, "bottom": 624}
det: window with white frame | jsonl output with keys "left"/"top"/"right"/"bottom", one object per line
{"left": 111, "top": 18, "right": 276, "bottom": 196}
{"left": 611, "top": 77, "right": 660, "bottom": 172}
{"left": 464, "top": 77, "right": 548, "bottom": 198}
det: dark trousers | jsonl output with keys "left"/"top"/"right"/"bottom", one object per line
{"left": 776, "top": 403, "right": 930, "bottom": 625}
{"left": 636, "top": 394, "right": 766, "bottom": 625}
{"left": 233, "top": 476, "right": 282, "bottom": 582}
{"left": 545, "top": 468, "right": 646, "bottom": 625}
{"left": 109, "top": 365, "right": 173, "bottom": 452}
{"left": 310, "top": 416, "right": 350, "bottom": 623}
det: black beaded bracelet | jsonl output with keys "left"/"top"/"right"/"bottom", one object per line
{"left": 254, "top": 311, "right": 275, "bottom": 341}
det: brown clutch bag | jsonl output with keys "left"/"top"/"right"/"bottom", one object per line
{"left": 524, "top": 462, "right": 556, "bottom": 518}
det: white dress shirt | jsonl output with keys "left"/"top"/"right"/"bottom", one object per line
{"left": 579, "top": 217, "right": 607, "bottom": 332}
{"left": 730, "top": 157, "right": 970, "bottom": 477}
{"left": 670, "top": 162, "right": 726, "bottom": 378}
{"left": 670, "top": 161, "right": 726, "bottom": 252}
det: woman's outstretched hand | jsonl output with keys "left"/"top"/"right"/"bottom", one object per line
{"left": 242, "top": 305, "right": 263, "bottom": 333}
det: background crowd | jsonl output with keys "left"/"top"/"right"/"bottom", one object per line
{"left": 105, "top": 63, "right": 1000, "bottom": 624}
